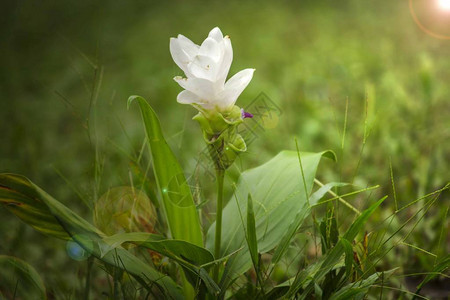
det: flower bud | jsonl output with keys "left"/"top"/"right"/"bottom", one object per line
{"left": 193, "top": 105, "right": 248, "bottom": 170}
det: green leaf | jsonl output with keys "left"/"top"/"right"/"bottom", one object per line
{"left": 271, "top": 260, "right": 345, "bottom": 299}
{"left": 329, "top": 213, "right": 339, "bottom": 247}
{"left": 415, "top": 254, "right": 450, "bottom": 295}
{"left": 0, "top": 255, "right": 46, "bottom": 300}
{"left": 309, "top": 182, "right": 348, "bottom": 205}
{"left": 341, "top": 238, "right": 354, "bottom": 278}
{"left": 103, "top": 232, "right": 213, "bottom": 266}
{"left": 104, "top": 232, "right": 216, "bottom": 285}
{"left": 329, "top": 268, "right": 398, "bottom": 300}
{"left": 128, "top": 95, "right": 203, "bottom": 247}
{"left": 206, "top": 150, "right": 335, "bottom": 287}
{"left": 290, "top": 195, "right": 387, "bottom": 299}
{"left": 0, "top": 175, "right": 104, "bottom": 240}
{"left": 0, "top": 174, "right": 183, "bottom": 300}
{"left": 319, "top": 208, "right": 339, "bottom": 255}
{"left": 271, "top": 204, "right": 311, "bottom": 266}
{"left": 314, "top": 282, "right": 323, "bottom": 300}
{"left": 271, "top": 180, "right": 345, "bottom": 265}
{"left": 246, "top": 194, "right": 259, "bottom": 271}
{"left": 103, "top": 232, "right": 219, "bottom": 295}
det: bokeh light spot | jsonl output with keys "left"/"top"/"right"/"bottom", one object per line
{"left": 66, "top": 240, "right": 90, "bottom": 261}
{"left": 438, "top": 0, "right": 450, "bottom": 11}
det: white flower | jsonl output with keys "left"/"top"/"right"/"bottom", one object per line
{"left": 170, "top": 27, "right": 255, "bottom": 113}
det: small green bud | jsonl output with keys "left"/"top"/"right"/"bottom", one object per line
{"left": 193, "top": 105, "right": 248, "bottom": 170}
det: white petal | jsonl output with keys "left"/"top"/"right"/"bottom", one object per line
{"left": 216, "top": 36, "right": 233, "bottom": 85}
{"left": 208, "top": 27, "right": 223, "bottom": 42}
{"left": 174, "top": 76, "right": 219, "bottom": 100}
{"left": 177, "top": 90, "right": 201, "bottom": 104}
{"left": 198, "top": 37, "right": 221, "bottom": 62}
{"left": 170, "top": 38, "right": 189, "bottom": 75}
{"left": 177, "top": 90, "right": 216, "bottom": 111}
{"left": 219, "top": 68, "right": 255, "bottom": 109}
{"left": 170, "top": 35, "right": 199, "bottom": 77}
{"left": 189, "top": 37, "right": 224, "bottom": 80}
{"left": 176, "top": 34, "right": 199, "bottom": 60}
{"left": 188, "top": 55, "right": 217, "bottom": 81}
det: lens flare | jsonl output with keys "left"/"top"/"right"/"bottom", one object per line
{"left": 438, "top": 0, "right": 450, "bottom": 10}
{"left": 409, "top": 0, "right": 450, "bottom": 39}
{"left": 66, "top": 240, "right": 90, "bottom": 261}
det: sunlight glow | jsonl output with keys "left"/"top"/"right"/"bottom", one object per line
{"left": 438, "top": 0, "right": 450, "bottom": 11}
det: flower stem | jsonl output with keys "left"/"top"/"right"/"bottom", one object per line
{"left": 84, "top": 256, "right": 94, "bottom": 300}
{"left": 213, "top": 168, "right": 225, "bottom": 282}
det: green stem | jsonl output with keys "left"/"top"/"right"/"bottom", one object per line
{"left": 213, "top": 168, "right": 225, "bottom": 283}
{"left": 113, "top": 270, "right": 120, "bottom": 300}
{"left": 84, "top": 256, "right": 93, "bottom": 300}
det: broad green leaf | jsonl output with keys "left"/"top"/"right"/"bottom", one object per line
{"left": 329, "top": 268, "right": 398, "bottom": 300}
{"left": 128, "top": 95, "right": 203, "bottom": 246}
{"left": 103, "top": 233, "right": 214, "bottom": 272}
{"left": 103, "top": 232, "right": 219, "bottom": 295}
{"left": 0, "top": 174, "right": 183, "bottom": 300}
{"left": 0, "top": 175, "right": 105, "bottom": 240}
{"left": 206, "top": 150, "right": 335, "bottom": 286}
{"left": 271, "top": 204, "right": 311, "bottom": 266}
{"left": 271, "top": 181, "right": 346, "bottom": 265}
{"left": 0, "top": 255, "right": 46, "bottom": 300}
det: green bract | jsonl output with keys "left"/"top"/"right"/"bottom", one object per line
{"left": 193, "top": 105, "right": 246, "bottom": 170}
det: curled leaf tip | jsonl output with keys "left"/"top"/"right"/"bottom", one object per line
{"left": 127, "top": 95, "right": 144, "bottom": 110}
{"left": 322, "top": 150, "right": 337, "bottom": 162}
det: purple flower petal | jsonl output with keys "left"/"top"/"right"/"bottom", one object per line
{"left": 241, "top": 108, "right": 253, "bottom": 119}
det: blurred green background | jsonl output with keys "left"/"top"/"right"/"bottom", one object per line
{"left": 1, "top": 0, "right": 449, "bottom": 298}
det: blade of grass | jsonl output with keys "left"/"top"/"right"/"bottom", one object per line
{"left": 246, "top": 194, "right": 259, "bottom": 271}
{"left": 314, "top": 179, "right": 361, "bottom": 215}
{"left": 312, "top": 184, "right": 379, "bottom": 211}
{"left": 389, "top": 157, "right": 398, "bottom": 211}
